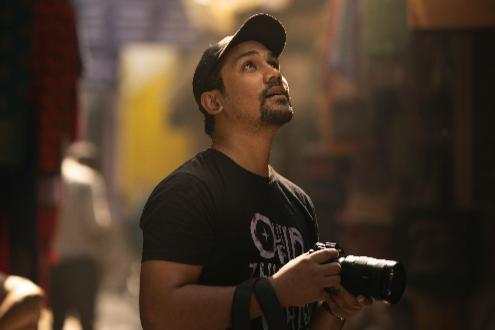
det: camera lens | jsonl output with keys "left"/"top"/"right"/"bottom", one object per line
{"left": 340, "top": 255, "right": 406, "bottom": 304}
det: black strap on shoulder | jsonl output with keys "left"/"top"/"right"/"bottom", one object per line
{"left": 253, "top": 277, "right": 289, "bottom": 330}
{"left": 231, "top": 279, "right": 255, "bottom": 330}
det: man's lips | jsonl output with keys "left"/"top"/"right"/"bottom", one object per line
{"left": 265, "top": 86, "right": 288, "bottom": 98}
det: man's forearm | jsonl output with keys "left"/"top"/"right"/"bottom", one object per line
{"left": 140, "top": 249, "right": 360, "bottom": 330}
{"left": 142, "top": 283, "right": 349, "bottom": 330}
{"left": 141, "top": 283, "right": 264, "bottom": 330}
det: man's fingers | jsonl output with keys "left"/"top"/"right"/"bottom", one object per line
{"left": 308, "top": 248, "right": 339, "bottom": 264}
{"left": 328, "top": 295, "right": 360, "bottom": 319}
{"left": 322, "top": 275, "right": 341, "bottom": 289}
{"left": 326, "top": 286, "right": 368, "bottom": 319}
{"left": 319, "top": 262, "right": 341, "bottom": 276}
{"left": 335, "top": 286, "right": 362, "bottom": 310}
{"left": 357, "top": 295, "right": 373, "bottom": 306}
{"left": 326, "top": 296, "right": 349, "bottom": 319}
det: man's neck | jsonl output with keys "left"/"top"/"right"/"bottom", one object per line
{"left": 211, "top": 128, "right": 276, "bottom": 177}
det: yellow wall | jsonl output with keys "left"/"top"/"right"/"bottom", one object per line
{"left": 117, "top": 44, "right": 192, "bottom": 211}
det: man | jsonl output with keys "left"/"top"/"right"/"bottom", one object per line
{"left": 50, "top": 141, "right": 112, "bottom": 330}
{"left": 139, "top": 13, "right": 371, "bottom": 330}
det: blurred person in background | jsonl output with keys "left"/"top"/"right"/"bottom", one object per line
{"left": 139, "top": 13, "right": 371, "bottom": 330}
{"left": 0, "top": 272, "right": 45, "bottom": 330}
{"left": 50, "top": 141, "right": 112, "bottom": 330}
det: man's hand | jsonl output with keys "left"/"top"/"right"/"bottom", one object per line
{"left": 269, "top": 248, "right": 342, "bottom": 307}
{"left": 310, "top": 286, "right": 372, "bottom": 329}
{"left": 325, "top": 287, "right": 372, "bottom": 320}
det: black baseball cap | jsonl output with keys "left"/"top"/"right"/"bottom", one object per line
{"left": 192, "top": 13, "right": 286, "bottom": 115}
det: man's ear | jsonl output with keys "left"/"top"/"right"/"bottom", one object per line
{"left": 200, "top": 91, "right": 224, "bottom": 115}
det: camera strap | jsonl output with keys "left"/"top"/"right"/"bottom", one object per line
{"left": 231, "top": 279, "right": 255, "bottom": 330}
{"left": 231, "top": 277, "right": 288, "bottom": 330}
{"left": 253, "top": 277, "right": 289, "bottom": 330}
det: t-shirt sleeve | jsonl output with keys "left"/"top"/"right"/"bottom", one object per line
{"left": 140, "top": 173, "right": 215, "bottom": 265}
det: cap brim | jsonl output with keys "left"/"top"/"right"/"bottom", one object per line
{"left": 219, "top": 13, "right": 286, "bottom": 59}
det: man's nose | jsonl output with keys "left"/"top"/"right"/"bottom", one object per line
{"left": 264, "top": 64, "right": 282, "bottom": 83}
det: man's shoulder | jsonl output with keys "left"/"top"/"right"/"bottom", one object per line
{"left": 174, "top": 149, "right": 219, "bottom": 177}
{"left": 148, "top": 149, "right": 224, "bottom": 199}
{"left": 139, "top": 150, "right": 220, "bottom": 232}
{"left": 163, "top": 149, "right": 222, "bottom": 186}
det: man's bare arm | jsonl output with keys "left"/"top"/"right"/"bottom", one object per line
{"left": 140, "top": 249, "right": 362, "bottom": 330}
{"left": 140, "top": 260, "right": 267, "bottom": 330}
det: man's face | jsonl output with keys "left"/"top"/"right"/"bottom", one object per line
{"left": 218, "top": 40, "right": 293, "bottom": 129}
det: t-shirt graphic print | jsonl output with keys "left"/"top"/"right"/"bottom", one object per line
{"left": 250, "top": 212, "right": 313, "bottom": 330}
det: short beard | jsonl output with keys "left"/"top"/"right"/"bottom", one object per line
{"left": 260, "top": 102, "right": 294, "bottom": 126}
{"left": 259, "top": 82, "right": 294, "bottom": 126}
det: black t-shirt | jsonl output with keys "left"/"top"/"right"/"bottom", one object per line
{"left": 140, "top": 148, "right": 319, "bottom": 329}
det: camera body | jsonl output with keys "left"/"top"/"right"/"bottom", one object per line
{"left": 313, "top": 242, "right": 406, "bottom": 304}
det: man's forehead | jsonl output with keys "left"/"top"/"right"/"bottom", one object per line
{"left": 224, "top": 40, "right": 275, "bottom": 63}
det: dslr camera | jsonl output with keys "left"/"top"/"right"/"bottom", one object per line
{"left": 313, "top": 242, "right": 406, "bottom": 304}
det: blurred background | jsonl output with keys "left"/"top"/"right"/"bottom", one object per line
{"left": 1, "top": 0, "right": 494, "bottom": 329}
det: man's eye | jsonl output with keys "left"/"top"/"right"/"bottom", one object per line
{"left": 242, "top": 61, "right": 256, "bottom": 71}
{"left": 269, "top": 61, "right": 280, "bottom": 70}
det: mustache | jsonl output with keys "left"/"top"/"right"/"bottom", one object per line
{"left": 260, "top": 79, "right": 289, "bottom": 101}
